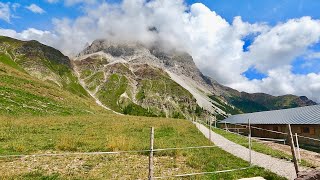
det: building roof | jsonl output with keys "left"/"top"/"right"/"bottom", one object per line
{"left": 222, "top": 105, "right": 320, "bottom": 125}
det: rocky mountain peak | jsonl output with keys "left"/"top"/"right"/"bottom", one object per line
{"left": 77, "top": 39, "right": 211, "bottom": 90}
{"left": 74, "top": 38, "right": 317, "bottom": 118}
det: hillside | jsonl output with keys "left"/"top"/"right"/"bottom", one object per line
{"left": 0, "top": 36, "right": 105, "bottom": 116}
{"left": 0, "top": 36, "right": 88, "bottom": 97}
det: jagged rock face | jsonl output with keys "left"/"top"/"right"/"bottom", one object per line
{"left": 79, "top": 40, "right": 212, "bottom": 91}
{"left": 75, "top": 39, "right": 234, "bottom": 119}
{"left": 73, "top": 56, "right": 202, "bottom": 119}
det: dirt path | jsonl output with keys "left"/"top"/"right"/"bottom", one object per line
{"left": 195, "top": 123, "right": 302, "bottom": 180}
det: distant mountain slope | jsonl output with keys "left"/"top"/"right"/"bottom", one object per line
{"left": 0, "top": 36, "right": 88, "bottom": 97}
{"left": 213, "top": 84, "right": 317, "bottom": 113}
{"left": 0, "top": 36, "right": 105, "bottom": 116}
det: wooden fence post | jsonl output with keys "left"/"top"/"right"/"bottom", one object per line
{"left": 288, "top": 124, "right": 299, "bottom": 176}
{"left": 248, "top": 119, "right": 252, "bottom": 166}
{"left": 215, "top": 119, "right": 217, "bottom": 128}
{"left": 148, "top": 127, "right": 154, "bottom": 180}
{"left": 295, "top": 133, "right": 301, "bottom": 163}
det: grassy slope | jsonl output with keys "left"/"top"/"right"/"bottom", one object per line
{"left": 0, "top": 62, "right": 105, "bottom": 116}
{"left": 0, "top": 36, "right": 88, "bottom": 98}
{"left": 228, "top": 96, "right": 269, "bottom": 113}
{"left": 0, "top": 114, "right": 284, "bottom": 179}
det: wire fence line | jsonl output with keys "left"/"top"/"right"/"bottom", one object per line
{"left": 221, "top": 122, "right": 320, "bottom": 143}
{"left": 195, "top": 119, "right": 306, "bottom": 178}
{"left": 0, "top": 122, "right": 258, "bottom": 180}
{"left": 0, "top": 144, "right": 252, "bottom": 159}
{"left": 4, "top": 117, "right": 306, "bottom": 179}
{"left": 225, "top": 123, "right": 287, "bottom": 135}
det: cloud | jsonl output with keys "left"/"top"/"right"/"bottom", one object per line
{"left": 46, "top": 0, "right": 97, "bottom": 6}
{"left": 306, "top": 52, "right": 320, "bottom": 59}
{"left": 230, "top": 66, "right": 320, "bottom": 102}
{"left": 26, "top": 4, "right": 45, "bottom": 14}
{"left": 1, "top": 0, "right": 320, "bottom": 102}
{"left": 0, "top": 2, "right": 11, "bottom": 23}
{"left": 65, "top": 0, "right": 97, "bottom": 6}
{"left": 0, "top": 28, "right": 58, "bottom": 46}
{"left": 46, "top": 0, "right": 59, "bottom": 3}
{"left": 12, "top": 3, "right": 20, "bottom": 12}
{"left": 245, "top": 17, "right": 320, "bottom": 73}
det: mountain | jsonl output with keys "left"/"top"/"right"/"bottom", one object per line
{"left": 76, "top": 39, "right": 317, "bottom": 119}
{"left": 74, "top": 40, "right": 221, "bottom": 119}
{"left": 0, "top": 36, "right": 105, "bottom": 116}
{"left": 206, "top": 78, "right": 317, "bottom": 114}
{"left": 0, "top": 36, "right": 316, "bottom": 118}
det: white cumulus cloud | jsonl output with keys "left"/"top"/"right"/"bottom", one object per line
{"left": 0, "top": 2, "right": 11, "bottom": 23}
{"left": 26, "top": 4, "right": 45, "bottom": 14}
{"left": 245, "top": 17, "right": 320, "bottom": 73}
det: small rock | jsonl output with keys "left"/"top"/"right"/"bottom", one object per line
{"left": 295, "top": 170, "right": 320, "bottom": 180}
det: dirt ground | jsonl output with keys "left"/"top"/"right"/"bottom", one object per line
{"left": 0, "top": 152, "right": 197, "bottom": 179}
{"left": 259, "top": 141, "right": 320, "bottom": 169}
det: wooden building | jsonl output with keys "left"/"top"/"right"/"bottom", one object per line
{"left": 221, "top": 105, "right": 320, "bottom": 148}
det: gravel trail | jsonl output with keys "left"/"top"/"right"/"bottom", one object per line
{"left": 195, "top": 122, "right": 299, "bottom": 180}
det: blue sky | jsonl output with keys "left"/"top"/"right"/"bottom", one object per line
{"left": 1, "top": 0, "right": 320, "bottom": 101}
{"left": 0, "top": 0, "right": 82, "bottom": 31}
{"left": 3, "top": 0, "right": 320, "bottom": 31}
{"left": 187, "top": 0, "right": 320, "bottom": 25}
